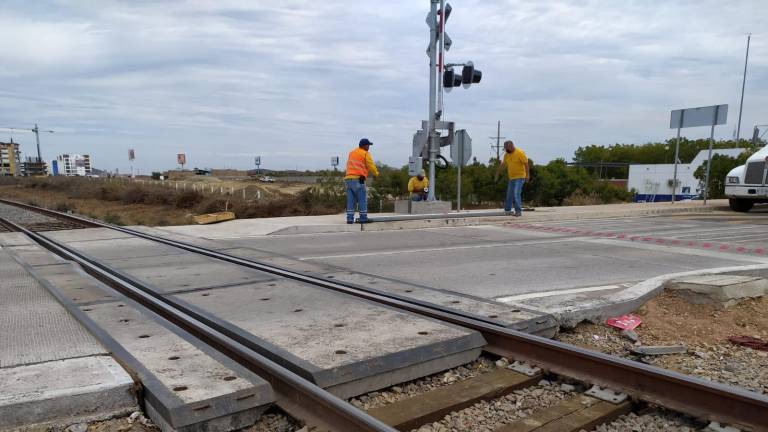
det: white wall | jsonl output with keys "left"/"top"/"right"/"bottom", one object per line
{"left": 627, "top": 148, "right": 746, "bottom": 198}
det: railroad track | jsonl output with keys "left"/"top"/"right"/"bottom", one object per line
{"left": 0, "top": 201, "right": 96, "bottom": 231}
{"left": 1, "top": 198, "right": 766, "bottom": 432}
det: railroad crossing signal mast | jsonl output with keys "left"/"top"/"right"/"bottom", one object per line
{"left": 421, "top": 0, "right": 482, "bottom": 201}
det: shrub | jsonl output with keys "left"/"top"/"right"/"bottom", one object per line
{"left": 103, "top": 213, "right": 124, "bottom": 225}
{"left": 173, "top": 191, "right": 203, "bottom": 209}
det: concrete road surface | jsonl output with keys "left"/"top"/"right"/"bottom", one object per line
{"left": 223, "top": 211, "right": 767, "bottom": 302}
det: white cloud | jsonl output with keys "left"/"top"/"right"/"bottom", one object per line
{"left": 0, "top": 0, "right": 765, "bottom": 173}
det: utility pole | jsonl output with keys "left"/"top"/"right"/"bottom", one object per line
{"left": 735, "top": 34, "right": 751, "bottom": 147}
{"left": 489, "top": 120, "right": 505, "bottom": 160}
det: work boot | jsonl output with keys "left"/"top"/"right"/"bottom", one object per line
{"left": 358, "top": 218, "right": 372, "bottom": 224}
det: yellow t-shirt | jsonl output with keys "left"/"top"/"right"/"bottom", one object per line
{"left": 503, "top": 148, "right": 528, "bottom": 180}
{"left": 408, "top": 176, "right": 429, "bottom": 193}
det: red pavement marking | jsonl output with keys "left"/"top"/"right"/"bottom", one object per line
{"left": 510, "top": 224, "right": 763, "bottom": 257}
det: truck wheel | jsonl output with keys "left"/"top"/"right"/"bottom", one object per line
{"left": 729, "top": 198, "right": 754, "bottom": 212}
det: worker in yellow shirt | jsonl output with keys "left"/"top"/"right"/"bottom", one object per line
{"left": 344, "top": 138, "right": 379, "bottom": 224}
{"left": 408, "top": 169, "right": 429, "bottom": 201}
{"left": 495, "top": 140, "right": 529, "bottom": 216}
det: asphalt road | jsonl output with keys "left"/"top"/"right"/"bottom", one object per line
{"left": 224, "top": 211, "right": 766, "bottom": 302}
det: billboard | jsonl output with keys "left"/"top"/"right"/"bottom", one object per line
{"left": 128, "top": 149, "right": 135, "bottom": 161}
{"left": 177, "top": 153, "right": 186, "bottom": 165}
{"left": 670, "top": 104, "right": 728, "bottom": 129}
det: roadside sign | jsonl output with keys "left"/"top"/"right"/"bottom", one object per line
{"left": 331, "top": 156, "right": 339, "bottom": 167}
{"left": 177, "top": 153, "right": 186, "bottom": 165}
{"left": 670, "top": 104, "right": 728, "bottom": 129}
{"left": 128, "top": 149, "right": 135, "bottom": 161}
{"left": 255, "top": 156, "right": 261, "bottom": 166}
{"left": 451, "top": 129, "right": 472, "bottom": 166}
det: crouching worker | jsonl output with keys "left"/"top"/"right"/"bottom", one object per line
{"left": 408, "top": 169, "right": 429, "bottom": 201}
{"left": 344, "top": 138, "right": 379, "bottom": 224}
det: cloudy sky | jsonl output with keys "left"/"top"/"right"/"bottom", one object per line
{"left": 0, "top": 1, "right": 766, "bottom": 173}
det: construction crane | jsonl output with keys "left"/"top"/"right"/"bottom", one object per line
{"left": 0, "top": 124, "right": 54, "bottom": 162}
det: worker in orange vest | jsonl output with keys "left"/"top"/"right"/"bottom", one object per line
{"left": 345, "top": 138, "right": 379, "bottom": 224}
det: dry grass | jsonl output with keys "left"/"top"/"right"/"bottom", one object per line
{"left": 0, "top": 176, "right": 344, "bottom": 226}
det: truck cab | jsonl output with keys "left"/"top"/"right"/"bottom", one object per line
{"left": 724, "top": 145, "right": 768, "bottom": 212}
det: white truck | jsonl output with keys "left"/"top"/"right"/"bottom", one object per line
{"left": 724, "top": 145, "right": 768, "bottom": 212}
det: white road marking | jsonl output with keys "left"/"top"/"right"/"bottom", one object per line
{"left": 298, "top": 237, "right": 581, "bottom": 260}
{"left": 495, "top": 283, "right": 632, "bottom": 303}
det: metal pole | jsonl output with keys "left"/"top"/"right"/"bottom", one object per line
{"left": 703, "top": 105, "right": 719, "bottom": 205}
{"left": 427, "top": 0, "right": 438, "bottom": 201}
{"left": 456, "top": 136, "right": 462, "bottom": 212}
{"left": 672, "top": 111, "right": 684, "bottom": 203}
{"left": 735, "top": 34, "right": 751, "bottom": 147}
{"left": 33, "top": 124, "right": 41, "bottom": 162}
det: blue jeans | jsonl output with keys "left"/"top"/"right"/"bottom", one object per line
{"left": 505, "top": 178, "right": 524, "bottom": 214}
{"left": 345, "top": 179, "right": 368, "bottom": 222}
{"left": 411, "top": 193, "right": 425, "bottom": 202}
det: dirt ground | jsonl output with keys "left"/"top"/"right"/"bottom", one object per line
{"left": 635, "top": 290, "right": 768, "bottom": 345}
{"left": 558, "top": 288, "right": 768, "bottom": 394}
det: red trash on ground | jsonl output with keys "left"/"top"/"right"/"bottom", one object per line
{"left": 605, "top": 314, "right": 643, "bottom": 331}
{"left": 728, "top": 336, "right": 768, "bottom": 352}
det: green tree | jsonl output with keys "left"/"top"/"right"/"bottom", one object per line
{"left": 694, "top": 150, "right": 754, "bottom": 198}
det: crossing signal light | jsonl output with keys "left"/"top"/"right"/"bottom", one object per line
{"left": 442, "top": 69, "right": 462, "bottom": 92}
{"left": 461, "top": 62, "right": 482, "bottom": 88}
{"left": 443, "top": 63, "right": 482, "bottom": 91}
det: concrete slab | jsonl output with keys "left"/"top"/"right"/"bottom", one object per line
{"left": 55, "top": 236, "right": 185, "bottom": 260}
{"left": 0, "top": 356, "right": 137, "bottom": 431}
{"left": 668, "top": 274, "right": 768, "bottom": 307}
{"left": 102, "top": 253, "right": 275, "bottom": 293}
{"left": 172, "top": 280, "right": 485, "bottom": 399}
{"left": 32, "top": 263, "right": 120, "bottom": 305}
{"left": 79, "top": 299, "right": 274, "bottom": 431}
{"left": 0, "top": 248, "right": 139, "bottom": 429}
{"left": 0, "top": 250, "right": 106, "bottom": 368}
{"left": 44, "top": 227, "right": 134, "bottom": 243}
{"left": 319, "top": 270, "right": 557, "bottom": 336}
{"left": 2, "top": 244, "right": 69, "bottom": 267}
{"left": 25, "top": 252, "right": 276, "bottom": 432}
{"left": 0, "top": 231, "right": 35, "bottom": 246}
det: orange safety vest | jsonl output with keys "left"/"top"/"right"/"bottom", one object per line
{"left": 345, "top": 148, "right": 369, "bottom": 177}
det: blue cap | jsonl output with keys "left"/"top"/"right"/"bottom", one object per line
{"left": 359, "top": 138, "right": 373, "bottom": 147}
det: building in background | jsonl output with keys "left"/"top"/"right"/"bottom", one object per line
{"left": 23, "top": 157, "right": 48, "bottom": 177}
{"left": 0, "top": 140, "right": 22, "bottom": 176}
{"left": 628, "top": 148, "right": 744, "bottom": 202}
{"left": 53, "top": 154, "right": 92, "bottom": 176}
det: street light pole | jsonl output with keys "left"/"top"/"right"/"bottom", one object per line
{"left": 735, "top": 34, "right": 751, "bottom": 147}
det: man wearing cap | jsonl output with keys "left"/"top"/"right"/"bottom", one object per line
{"left": 495, "top": 140, "right": 529, "bottom": 216}
{"left": 344, "top": 138, "right": 379, "bottom": 224}
{"left": 407, "top": 169, "right": 429, "bottom": 201}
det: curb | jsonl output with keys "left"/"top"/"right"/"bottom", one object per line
{"left": 546, "top": 263, "right": 768, "bottom": 328}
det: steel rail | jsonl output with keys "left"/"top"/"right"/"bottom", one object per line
{"left": 0, "top": 215, "right": 395, "bottom": 432}
{"left": 3, "top": 199, "right": 768, "bottom": 429}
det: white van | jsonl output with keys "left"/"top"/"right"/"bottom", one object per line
{"left": 724, "top": 145, "right": 768, "bottom": 212}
